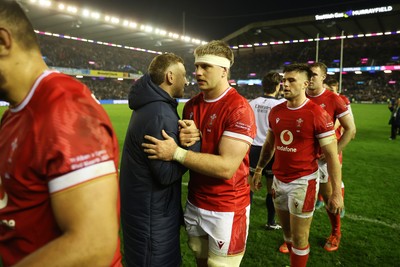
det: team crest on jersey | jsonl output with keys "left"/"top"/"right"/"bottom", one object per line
{"left": 208, "top": 114, "right": 217, "bottom": 127}
{"left": 276, "top": 118, "right": 280, "bottom": 124}
{"left": 296, "top": 118, "right": 304, "bottom": 128}
{"left": 217, "top": 240, "right": 225, "bottom": 249}
{"left": 8, "top": 138, "right": 18, "bottom": 163}
{"left": 320, "top": 103, "right": 326, "bottom": 109}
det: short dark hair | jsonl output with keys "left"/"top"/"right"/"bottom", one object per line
{"left": 309, "top": 62, "right": 327, "bottom": 75}
{"left": 0, "top": 0, "right": 40, "bottom": 51}
{"left": 148, "top": 53, "right": 184, "bottom": 85}
{"left": 262, "top": 72, "right": 281, "bottom": 94}
{"left": 283, "top": 63, "right": 313, "bottom": 80}
{"left": 325, "top": 78, "right": 339, "bottom": 87}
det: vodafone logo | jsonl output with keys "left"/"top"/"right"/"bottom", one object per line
{"left": 280, "top": 130, "right": 293, "bottom": 145}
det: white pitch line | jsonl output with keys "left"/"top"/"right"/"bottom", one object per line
{"left": 181, "top": 182, "right": 400, "bottom": 231}
{"left": 252, "top": 194, "right": 400, "bottom": 231}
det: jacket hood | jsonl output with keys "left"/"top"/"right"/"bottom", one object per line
{"left": 128, "top": 73, "right": 178, "bottom": 110}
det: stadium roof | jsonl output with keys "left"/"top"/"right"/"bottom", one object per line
{"left": 21, "top": 1, "right": 400, "bottom": 54}
{"left": 223, "top": 4, "right": 400, "bottom": 49}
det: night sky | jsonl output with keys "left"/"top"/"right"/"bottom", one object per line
{"left": 70, "top": 0, "right": 398, "bottom": 40}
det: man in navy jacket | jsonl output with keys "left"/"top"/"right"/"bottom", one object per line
{"left": 120, "top": 53, "right": 200, "bottom": 267}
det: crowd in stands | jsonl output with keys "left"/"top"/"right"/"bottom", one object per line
{"left": 38, "top": 34, "right": 400, "bottom": 102}
{"left": 80, "top": 78, "right": 134, "bottom": 100}
{"left": 39, "top": 35, "right": 154, "bottom": 74}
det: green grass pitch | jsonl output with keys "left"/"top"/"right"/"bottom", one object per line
{"left": 0, "top": 103, "right": 399, "bottom": 266}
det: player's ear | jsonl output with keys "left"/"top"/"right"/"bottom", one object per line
{"left": 165, "top": 70, "right": 174, "bottom": 85}
{"left": 0, "top": 28, "right": 12, "bottom": 56}
{"left": 304, "top": 80, "right": 310, "bottom": 89}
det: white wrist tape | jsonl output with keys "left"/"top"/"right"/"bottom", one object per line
{"left": 173, "top": 147, "right": 188, "bottom": 164}
{"left": 319, "top": 134, "right": 336, "bottom": 147}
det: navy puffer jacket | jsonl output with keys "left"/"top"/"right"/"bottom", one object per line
{"left": 120, "top": 74, "right": 197, "bottom": 267}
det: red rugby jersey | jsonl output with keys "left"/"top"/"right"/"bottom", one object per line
{"left": 183, "top": 88, "right": 256, "bottom": 212}
{"left": 0, "top": 71, "right": 121, "bottom": 266}
{"left": 268, "top": 99, "right": 335, "bottom": 183}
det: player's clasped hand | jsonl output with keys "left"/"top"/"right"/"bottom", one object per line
{"left": 142, "top": 130, "right": 177, "bottom": 161}
{"left": 178, "top": 120, "right": 201, "bottom": 147}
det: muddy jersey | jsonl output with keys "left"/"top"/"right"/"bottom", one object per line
{"left": 0, "top": 71, "right": 121, "bottom": 266}
{"left": 268, "top": 99, "right": 335, "bottom": 183}
{"left": 183, "top": 87, "right": 256, "bottom": 212}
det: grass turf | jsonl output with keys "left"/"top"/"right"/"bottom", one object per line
{"left": 0, "top": 103, "right": 399, "bottom": 266}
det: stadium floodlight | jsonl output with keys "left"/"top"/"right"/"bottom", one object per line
{"left": 38, "top": 0, "right": 51, "bottom": 7}
{"left": 91, "top": 13, "right": 100, "bottom": 19}
{"left": 157, "top": 30, "right": 167, "bottom": 36}
{"left": 66, "top": 6, "right": 77, "bottom": 14}
{"left": 82, "top": 9, "right": 90, "bottom": 17}
{"left": 25, "top": 0, "right": 210, "bottom": 51}
{"left": 141, "top": 25, "right": 153, "bottom": 33}
{"left": 168, "top": 33, "right": 179, "bottom": 39}
{"left": 181, "top": 36, "right": 191, "bottom": 42}
{"left": 191, "top": 39, "right": 201, "bottom": 44}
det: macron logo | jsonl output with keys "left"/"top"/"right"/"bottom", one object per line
{"left": 217, "top": 240, "right": 225, "bottom": 249}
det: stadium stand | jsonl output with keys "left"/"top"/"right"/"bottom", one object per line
{"left": 38, "top": 34, "right": 400, "bottom": 102}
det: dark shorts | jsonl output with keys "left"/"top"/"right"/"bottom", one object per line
{"left": 249, "top": 145, "right": 274, "bottom": 178}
